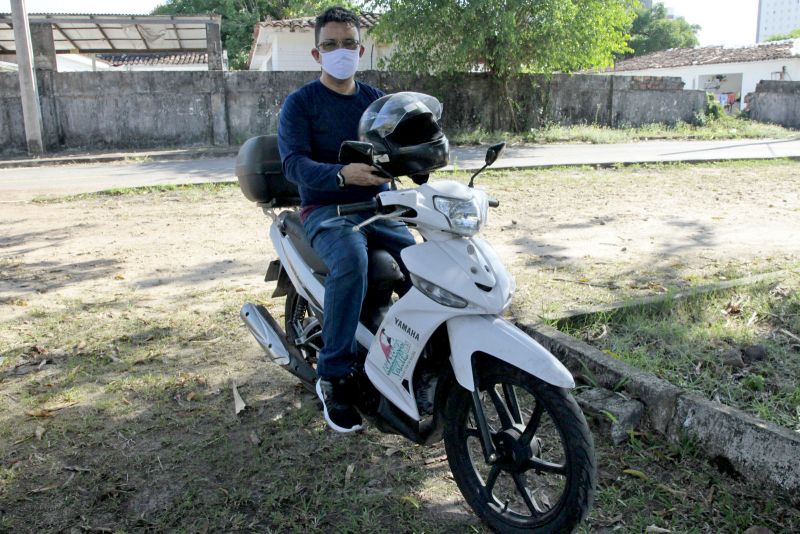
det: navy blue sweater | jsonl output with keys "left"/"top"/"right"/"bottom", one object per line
{"left": 278, "top": 79, "right": 387, "bottom": 208}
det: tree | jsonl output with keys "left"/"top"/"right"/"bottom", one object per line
{"left": 364, "top": 0, "right": 637, "bottom": 77}
{"left": 766, "top": 28, "right": 800, "bottom": 41}
{"left": 626, "top": 2, "right": 699, "bottom": 57}
{"left": 151, "top": 0, "right": 350, "bottom": 70}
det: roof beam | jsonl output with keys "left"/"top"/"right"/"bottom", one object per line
{"left": 95, "top": 24, "right": 114, "bottom": 50}
{"left": 0, "top": 14, "right": 221, "bottom": 25}
{"left": 173, "top": 23, "right": 184, "bottom": 49}
{"left": 53, "top": 48, "right": 194, "bottom": 54}
{"left": 134, "top": 24, "right": 151, "bottom": 50}
{"left": 52, "top": 23, "right": 79, "bottom": 51}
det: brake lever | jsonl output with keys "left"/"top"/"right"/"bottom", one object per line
{"left": 351, "top": 208, "right": 409, "bottom": 233}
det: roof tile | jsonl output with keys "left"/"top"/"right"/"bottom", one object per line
{"left": 611, "top": 39, "right": 800, "bottom": 71}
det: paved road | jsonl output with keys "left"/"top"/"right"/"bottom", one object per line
{"left": 2, "top": 138, "right": 799, "bottom": 202}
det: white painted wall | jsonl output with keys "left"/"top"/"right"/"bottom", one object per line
{"left": 599, "top": 58, "right": 800, "bottom": 109}
{"left": 252, "top": 28, "right": 392, "bottom": 71}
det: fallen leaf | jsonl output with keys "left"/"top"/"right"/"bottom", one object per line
{"left": 63, "top": 465, "right": 91, "bottom": 472}
{"left": 186, "top": 391, "right": 196, "bottom": 402}
{"left": 646, "top": 526, "right": 671, "bottom": 533}
{"left": 424, "top": 454, "right": 448, "bottom": 465}
{"left": 26, "top": 409, "right": 55, "bottom": 418}
{"left": 623, "top": 468, "right": 649, "bottom": 481}
{"left": 232, "top": 383, "right": 247, "bottom": 415}
{"left": 35, "top": 426, "right": 46, "bottom": 440}
{"left": 384, "top": 447, "right": 400, "bottom": 457}
{"left": 28, "top": 483, "right": 60, "bottom": 494}
{"left": 345, "top": 463, "right": 355, "bottom": 485}
{"left": 400, "top": 495, "right": 420, "bottom": 509}
{"left": 114, "top": 274, "right": 125, "bottom": 280}
{"left": 249, "top": 431, "right": 261, "bottom": 446}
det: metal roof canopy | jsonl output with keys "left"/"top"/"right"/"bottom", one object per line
{"left": 0, "top": 14, "right": 221, "bottom": 54}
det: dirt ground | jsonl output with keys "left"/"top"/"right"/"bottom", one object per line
{"left": 1, "top": 160, "right": 799, "bottom": 532}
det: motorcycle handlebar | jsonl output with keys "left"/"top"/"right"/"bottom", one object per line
{"left": 337, "top": 199, "right": 378, "bottom": 216}
{"left": 488, "top": 198, "right": 500, "bottom": 208}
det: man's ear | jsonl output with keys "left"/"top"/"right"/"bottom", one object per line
{"left": 358, "top": 45, "right": 365, "bottom": 58}
{"left": 311, "top": 47, "right": 321, "bottom": 64}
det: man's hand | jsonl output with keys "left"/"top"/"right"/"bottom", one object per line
{"left": 340, "top": 163, "right": 391, "bottom": 187}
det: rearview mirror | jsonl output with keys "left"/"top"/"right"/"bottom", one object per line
{"left": 339, "top": 141, "right": 374, "bottom": 165}
{"left": 485, "top": 142, "right": 506, "bottom": 166}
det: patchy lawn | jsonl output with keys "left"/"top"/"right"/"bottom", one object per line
{"left": 2, "top": 161, "right": 800, "bottom": 531}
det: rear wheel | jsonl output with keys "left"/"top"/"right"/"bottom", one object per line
{"left": 443, "top": 360, "right": 596, "bottom": 533}
{"left": 284, "top": 285, "right": 321, "bottom": 370}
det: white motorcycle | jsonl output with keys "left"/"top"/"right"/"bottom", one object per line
{"left": 235, "top": 131, "right": 596, "bottom": 533}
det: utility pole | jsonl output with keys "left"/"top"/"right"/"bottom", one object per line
{"left": 11, "top": 0, "right": 44, "bottom": 155}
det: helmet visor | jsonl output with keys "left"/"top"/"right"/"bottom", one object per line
{"left": 363, "top": 92, "right": 443, "bottom": 138}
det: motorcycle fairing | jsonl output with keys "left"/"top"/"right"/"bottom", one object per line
{"left": 446, "top": 315, "right": 575, "bottom": 391}
{"left": 365, "top": 288, "right": 461, "bottom": 420}
{"left": 401, "top": 238, "right": 513, "bottom": 314}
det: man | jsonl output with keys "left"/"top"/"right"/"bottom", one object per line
{"left": 277, "top": 6, "right": 415, "bottom": 433}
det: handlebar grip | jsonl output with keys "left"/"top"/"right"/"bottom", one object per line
{"left": 488, "top": 198, "right": 500, "bottom": 208}
{"left": 337, "top": 199, "right": 378, "bottom": 216}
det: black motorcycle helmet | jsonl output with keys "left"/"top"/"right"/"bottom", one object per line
{"left": 358, "top": 92, "right": 450, "bottom": 177}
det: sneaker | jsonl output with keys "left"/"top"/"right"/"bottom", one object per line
{"left": 316, "top": 376, "right": 363, "bottom": 433}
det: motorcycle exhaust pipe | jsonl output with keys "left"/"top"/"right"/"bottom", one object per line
{"left": 240, "top": 303, "right": 317, "bottom": 387}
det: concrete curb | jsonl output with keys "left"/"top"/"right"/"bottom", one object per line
{"left": 550, "top": 270, "right": 797, "bottom": 326}
{"left": 2, "top": 146, "right": 799, "bottom": 171}
{"left": 0, "top": 146, "right": 239, "bottom": 169}
{"left": 520, "top": 322, "right": 800, "bottom": 493}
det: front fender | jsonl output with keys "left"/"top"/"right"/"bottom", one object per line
{"left": 447, "top": 315, "right": 575, "bottom": 391}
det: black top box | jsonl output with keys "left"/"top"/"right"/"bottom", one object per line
{"left": 235, "top": 135, "right": 300, "bottom": 207}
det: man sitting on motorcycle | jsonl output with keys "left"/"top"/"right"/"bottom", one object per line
{"left": 277, "top": 6, "right": 415, "bottom": 433}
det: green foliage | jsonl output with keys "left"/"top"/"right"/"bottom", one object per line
{"left": 151, "top": 0, "right": 350, "bottom": 70}
{"left": 365, "top": 0, "right": 637, "bottom": 77}
{"left": 626, "top": 1, "right": 699, "bottom": 57}
{"left": 766, "top": 28, "right": 800, "bottom": 41}
{"left": 704, "top": 92, "right": 724, "bottom": 120}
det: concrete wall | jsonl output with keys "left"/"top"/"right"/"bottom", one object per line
{"left": 0, "top": 74, "right": 26, "bottom": 153}
{"left": 601, "top": 58, "right": 800, "bottom": 111}
{"left": 749, "top": 80, "right": 800, "bottom": 128}
{"left": 0, "top": 70, "right": 707, "bottom": 156}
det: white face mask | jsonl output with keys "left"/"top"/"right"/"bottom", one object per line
{"left": 319, "top": 48, "right": 360, "bottom": 81}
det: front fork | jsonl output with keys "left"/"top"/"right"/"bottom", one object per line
{"left": 471, "top": 388, "right": 499, "bottom": 464}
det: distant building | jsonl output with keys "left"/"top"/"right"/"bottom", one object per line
{"left": 598, "top": 39, "right": 800, "bottom": 111}
{"left": 757, "top": 0, "right": 800, "bottom": 42}
{"left": 248, "top": 13, "right": 391, "bottom": 71}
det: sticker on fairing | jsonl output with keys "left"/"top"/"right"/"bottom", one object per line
{"left": 378, "top": 327, "right": 413, "bottom": 377}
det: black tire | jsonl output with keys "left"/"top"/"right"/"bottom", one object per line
{"left": 443, "top": 359, "right": 596, "bottom": 533}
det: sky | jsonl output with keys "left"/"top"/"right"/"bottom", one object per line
{"left": 0, "top": 0, "right": 763, "bottom": 48}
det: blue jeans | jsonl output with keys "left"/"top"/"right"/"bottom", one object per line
{"left": 303, "top": 204, "right": 415, "bottom": 378}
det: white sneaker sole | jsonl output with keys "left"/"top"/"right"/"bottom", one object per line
{"left": 316, "top": 380, "right": 363, "bottom": 433}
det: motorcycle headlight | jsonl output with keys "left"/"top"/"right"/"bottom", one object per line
{"left": 410, "top": 273, "right": 468, "bottom": 308}
{"left": 434, "top": 196, "right": 482, "bottom": 237}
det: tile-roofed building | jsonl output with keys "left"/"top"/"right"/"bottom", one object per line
{"left": 594, "top": 39, "right": 800, "bottom": 111}
{"left": 258, "top": 12, "right": 380, "bottom": 31}
{"left": 98, "top": 52, "right": 210, "bottom": 68}
{"left": 610, "top": 40, "right": 800, "bottom": 72}
{"left": 248, "top": 12, "right": 390, "bottom": 71}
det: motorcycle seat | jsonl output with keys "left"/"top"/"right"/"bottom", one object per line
{"left": 277, "top": 211, "right": 404, "bottom": 284}
{"left": 278, "top": 211, "right": 329, "bottom": 275}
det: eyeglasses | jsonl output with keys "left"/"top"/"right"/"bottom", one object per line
{"left": 317, "top": 39, "right": 360, "bottom": 52}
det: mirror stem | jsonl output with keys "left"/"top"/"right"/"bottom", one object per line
{"left": 468, "top": 164, "right": 488, "bottom": 188}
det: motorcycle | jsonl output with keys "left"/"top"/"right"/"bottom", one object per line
{"left": 235, "top": 127, "right": 596, "bottom": 533}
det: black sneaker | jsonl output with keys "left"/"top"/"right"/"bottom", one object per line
{"left": 316, "top": 376, "right": 363, "bottom": 433}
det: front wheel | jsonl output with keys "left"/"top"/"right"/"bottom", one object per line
{"left": 443, "top": 360, "right": 596, "bottom": 533}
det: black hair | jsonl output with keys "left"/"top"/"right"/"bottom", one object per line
{"left": 314, "top": 6, "right": 361, "bottom": 44}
